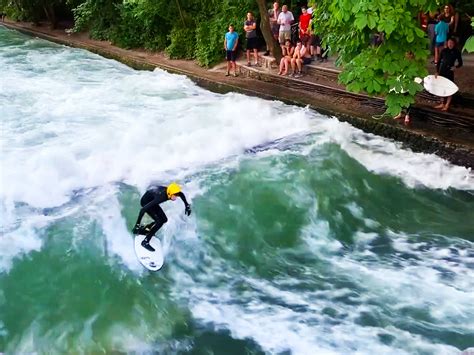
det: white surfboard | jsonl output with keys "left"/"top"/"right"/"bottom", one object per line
{"left": 134, "top": 235, "right": 164, "bottom": 271}
{"left": 423, "top": 75, "right": 458, "bottom": 97}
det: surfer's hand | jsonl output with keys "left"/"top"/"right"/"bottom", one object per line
{"left": 185, "top": 204, "right": 192, "bottom": 216}
{"left": 132, "top": 224, "right": 141, "bottom": 234}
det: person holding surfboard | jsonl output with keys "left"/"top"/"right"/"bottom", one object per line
{"left": 435, "top": 37, "right": 463, "bottom": 111}
{"left": 132, "top": 183, "right": 191, "bottom": 252}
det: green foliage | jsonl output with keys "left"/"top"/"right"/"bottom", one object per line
{"left": 194, "top": 0, "right": 256, "bottom": 67}
{"left": 310, "top": 0, "right": 438, "bottom": 115}
{"left": 0, "top": 0, "right": 52, "bottom": 22}
{"left": 166, "top": 27, "right": 195, "bottom": 59}
{"left": 110, "top": 0, "right": 169, "bottom": 50}
{"left": 2, "top": 0, "right": 257, "bottom": 66}
{"left": 463, "top": 18, "right": 474, "bottom": 53}
{"left": 72, "top": 0, "right": 121, "bottom": 40}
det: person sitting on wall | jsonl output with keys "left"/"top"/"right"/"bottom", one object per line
{"left": 290, "top": 40, "right": 307, "bottom": 78}
{"left": 278, "top": 39, "right": 294, "bottom": 75}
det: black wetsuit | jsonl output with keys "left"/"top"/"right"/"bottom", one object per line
{"left": 437, "top": 47, "right": 463, "bottom": 82}
{"left": 134, "top": 186, "right": 189, "bottom": 243}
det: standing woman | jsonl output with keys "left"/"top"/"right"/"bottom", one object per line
{"left": 442, "top": 4, "right": 455, "bottom": 32}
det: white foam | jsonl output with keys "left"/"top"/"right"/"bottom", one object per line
{"left": 2, "top": 30, "right": 473, "bottom": 354}
{"left": 315, "top": 119, "right": 474, "bottom": 190}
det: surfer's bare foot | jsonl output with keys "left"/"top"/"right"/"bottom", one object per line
{"left": 441, "top": 105, "right": 449, "bottom": 111}
{"left": 141, "top": 240, "right": 155, "bottom": 252}
{"left": 434, "top": 103, "right": 444, "bottom": 109}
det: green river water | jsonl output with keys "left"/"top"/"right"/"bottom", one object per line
{"left": 1, "top": 26, "right": 473, "bottom": 354}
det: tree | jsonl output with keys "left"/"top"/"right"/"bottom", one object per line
{"left": 463, "top": 16, "right": 474, "bottom": 52}
{"left": 255, "top": 0, "right": 282, "bottom": 61}
{"left": 309, "top": 0, "right": 439, "bottom": 115}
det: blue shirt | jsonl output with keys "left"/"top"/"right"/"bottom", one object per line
{"left": 225, "top": 31, "right": 239, "bottom": 50}
{"left": 435, "top": 21, "right": 449, "bottom": 43}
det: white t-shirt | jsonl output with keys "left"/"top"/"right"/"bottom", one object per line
{"left": 277, "top": 11, "right": 294, "bottom": 32}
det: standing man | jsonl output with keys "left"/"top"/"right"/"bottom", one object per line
{"left": 265, "top": 2, "right": 281, "bottom": 55}
{"left": 299, "top": 6, "right": 312, "bottom": 40}
{"left": 224, "top": 24, "right": 239, "bottom": 77}
{"left": 244, "top": 12, "right": 259, "bottom": 66}
{"left": 435, "top": 37, "right": 463, "bottom": 112}
{"left": 277, "top": 5, "right": 294, "bottom": 53}
{"left": 132, "top": 183, "right": 191, "bottom": 252}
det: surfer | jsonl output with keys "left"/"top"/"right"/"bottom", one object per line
{"left": 132, "top": 183, "right": 191, "bottom": 251}
{"left": 435, "top": 37, "right": 463, "bottom": 112}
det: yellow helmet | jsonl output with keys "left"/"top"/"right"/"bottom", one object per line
{"left": 167, "top": 182, "right": 181, "bottom": 199}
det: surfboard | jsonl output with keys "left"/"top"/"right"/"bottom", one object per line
{"left": 134, "top": 234, "right": 164, "bottom": 271}
{"left": 423, "top": 75, "right": 458, "bottom": 97}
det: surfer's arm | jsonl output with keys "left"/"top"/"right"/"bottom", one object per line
{"left": 176, "top": 192, "right": 191, "bottom": 216}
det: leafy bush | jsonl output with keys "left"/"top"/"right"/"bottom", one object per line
{"left": 311, "top": 0, "right": 437, "bottom": 115}
{"left": 195, "top": 0, "right": 256, "bottom": 67}
{"left": 72, "top": 0, "right": 121, "bottom": 40}
{"left": 166, "top": 27, "right": 196, "bottom": 59}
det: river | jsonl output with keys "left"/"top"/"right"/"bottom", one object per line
{"left": 1, "top": 26, "right": 473, "bottom": 354}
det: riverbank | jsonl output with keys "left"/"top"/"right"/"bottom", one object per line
{"left": 2, "top": 20, "right": 474, "bottom": 168}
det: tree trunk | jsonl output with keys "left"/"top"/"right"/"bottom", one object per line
{"left": 43, "top": 2, "right": 57, "bottom": 29}
{"left": 255, "top": 0, "right": 282, "bottom": 62}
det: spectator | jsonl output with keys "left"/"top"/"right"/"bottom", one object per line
{"left": 265, "top": 2, "right": 281, "bottom": 55}
{"left": 290, "top": 40, "right": 306, "bottom": 78}
{"left": 299, "top": 6, "right": 312, "bottom": 40}
{"left": 442, "top": 4, "right": 456, "bottom": 32}
{"left": 418, "top": 11, "right": 429, "bottom": 31}
{"left": 434, "top": 16, "right": 449, "bottom": 64}
{"left": 277, "top": 5, "right": 294, "bottom": 53}
{"left": 244, "top": 12, "right": 259, "bottom": 66}
{"left": 435, "top": 37, "right": 463, "bottom": 111}
{"left": 278, "top": 39, "right": 294, "bottom": 75}
{"left": 427, "top": 10, "right": 440, "bottom": 57}
{"left": 301, "top": 38, "right": 312, "bottom": 66}
{"left": 224, "top": 24, "right": 239, "bottom": 77}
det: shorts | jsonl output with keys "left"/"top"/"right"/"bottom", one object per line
{"left": 226, "top": 50, "right": 237, "bottom": 62}
{"left": 435, "top": 41, "right": 445, "bottom": 47}
{"left": 311, "top": 34, "right": 321, "bottom": 47}
{"left": 246, "top": 37, "right": 258, "bottom": 50}
{"left": 303, "top": 57, "right": 312, "bottom": 65}
{"left": 300, "top": 33, "right": 310, "bottom": 42}
{"left": 278, "top": 30, "right": 291, "bottom": 44}
{"left": 271, "top": 24, "right": 280, "bottom": 38}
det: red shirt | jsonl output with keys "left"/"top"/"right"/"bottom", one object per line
{"left": 299, "top": 13, "right": 312, "bottom": 33}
